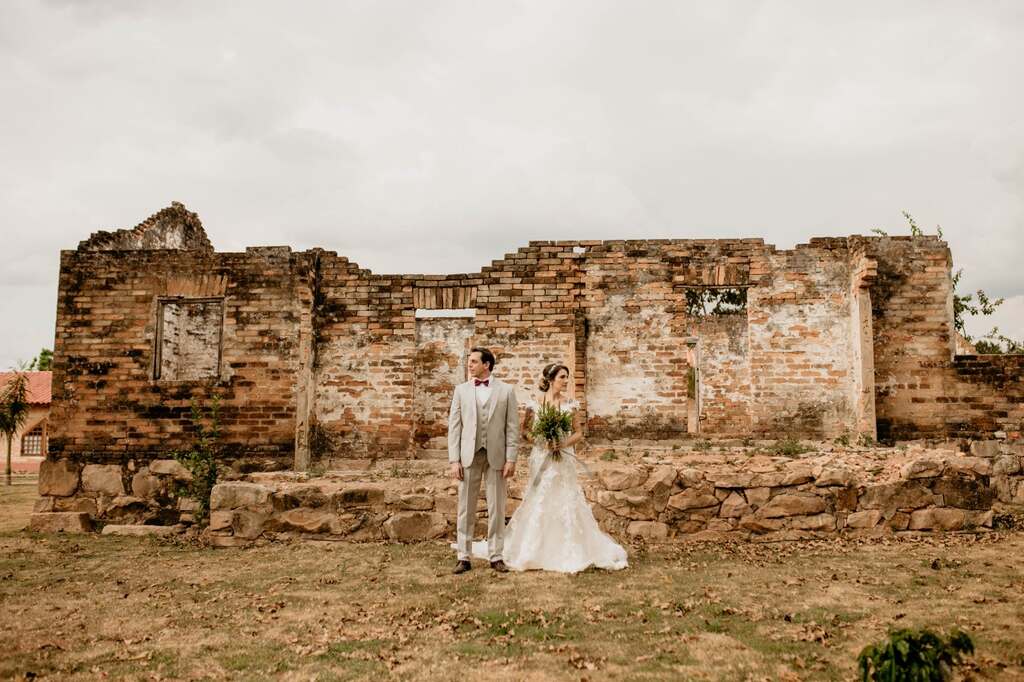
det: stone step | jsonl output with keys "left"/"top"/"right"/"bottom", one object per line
{"left": 101, "top": 524, "right": 182, "bottom": 537}
{"left": 29, "top": 512, "right": 93, "bottom": 533}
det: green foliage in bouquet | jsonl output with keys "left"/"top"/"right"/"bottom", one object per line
{"left": 857, "top": 627, "right": 974, "bottom": 682}
{"left": 530, "top": 402, "right": 574, "bottom": 459}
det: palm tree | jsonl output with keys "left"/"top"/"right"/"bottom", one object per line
{"left": 0, "top": 373, "right": 30, "bottom": 486}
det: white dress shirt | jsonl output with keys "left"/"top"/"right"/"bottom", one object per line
{"left": 474, "top": 378, "right": 493, "bottom": 414}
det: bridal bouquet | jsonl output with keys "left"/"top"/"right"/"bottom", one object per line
{"left": 530, "top": 402, "right": 574, "bottom": 460}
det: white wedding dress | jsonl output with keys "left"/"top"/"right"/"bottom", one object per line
{"left": 465, "top": 399, "right": 628, "bottom": 573}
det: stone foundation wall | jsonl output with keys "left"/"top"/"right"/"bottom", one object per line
{"left": 33, "top": 441, "right": 1022, "bottom": 542}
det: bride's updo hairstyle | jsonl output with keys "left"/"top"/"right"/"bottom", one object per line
{"left": 539, "top": 363, "right": 570, "bottom": 392}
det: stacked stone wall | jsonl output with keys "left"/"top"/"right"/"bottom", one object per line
{"left": 70, "top": 440, "right": 1016, "bottom": 545}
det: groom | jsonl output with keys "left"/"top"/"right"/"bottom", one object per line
{"left": 449, "top": 347, "right": 519, "bottom": 574}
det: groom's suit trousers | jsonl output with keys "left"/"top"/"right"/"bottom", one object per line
{"left": 456, "top": 447, "right": 507, "bottom": 562}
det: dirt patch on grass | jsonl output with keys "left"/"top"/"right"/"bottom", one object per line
{"left": 2, "top": 484, "right": 1023, "bottom": 680}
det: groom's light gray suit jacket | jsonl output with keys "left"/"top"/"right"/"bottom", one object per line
{"left": 448, "top": 379, "right": 519, "bottom": 469}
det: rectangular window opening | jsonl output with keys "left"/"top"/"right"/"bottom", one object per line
{"left": 684, "top": 287, "right": 748, "bottom": 317}
{"left": 154, "top": 297, "right": 224, "bottom": 380}
{"left": 415, "top": 308, "right": 476, "bottom": 319}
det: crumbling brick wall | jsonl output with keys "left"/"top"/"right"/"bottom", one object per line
{"left": 48, "top": 205, "right": 1023, "bottom": 474}
{"left": 49, "top": 229, "right": 310, "bottom": 469}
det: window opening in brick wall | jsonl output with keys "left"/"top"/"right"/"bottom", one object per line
{"left": 21, "top": 424, "right": 44, "bottom": 456}
{"left": 684, "top": 287, "right": 748, "bottom": 317}
{"left": 154, "top": 297, "right": 224, "bottom": 380}
{"left": 415, "top": 308, "right": 476, "bottom": 319}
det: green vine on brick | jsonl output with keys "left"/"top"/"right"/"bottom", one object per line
{"left": 857, "top": 627, "right": 974, "bottom": 681}
{"left": 173, "top": 395, "right": 221, "bottom": 526}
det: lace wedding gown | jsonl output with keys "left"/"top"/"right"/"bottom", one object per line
{"left": 466, "top": 399, "right": 628, "bottom": 573}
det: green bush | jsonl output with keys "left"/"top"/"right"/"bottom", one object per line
{"left": 773, "top": 437, "right": 810, "bottom": 457}
{"left": 857, "top": 628, "right": 974, "bottom": 681}
{"left": 173, "top": 396, "right": 221, "bottom": 525}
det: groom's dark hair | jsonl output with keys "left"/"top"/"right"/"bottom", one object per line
{"left": 470, "top": 347, "right": 495, "bottom": 371}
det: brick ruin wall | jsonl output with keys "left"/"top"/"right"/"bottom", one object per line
{"left": 865, "top": 238, "right": 1024, "bottom": 441}
{"left": 47, "top": 206, "right": 1024, "bottom": 477}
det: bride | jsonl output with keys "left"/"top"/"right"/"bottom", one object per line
{"left": 470, "top": 363, "right": 628, "bottom": 573}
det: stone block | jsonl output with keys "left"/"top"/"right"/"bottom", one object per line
{"left": 384, "top": 511, "right": 447, "bottom": 542}
{"left": 932, "top": 476, "right": 995, "bottom": 510}
{"left": 992, "top": 456, "right": 1021, "bottom": 476}
{"left": 434, "top": 494, "right": 458, "bottom": 516}
{"left": 789, "top": 513, "right": 836, "bottom": 531}
{"left": 208, "top": 511, "right": 234, "bottom": 532}
{"left": 332, "top": 485, "right": 386, "bottom": 509}
{"left": 149, "top": 459, "right": 193, "bottom": 482}
{"left": 627, "top": 521, "right": 669, "bottom": 540}
{"left": 706, "top": 518, "right": 735, "bottom": 532}
{"left": 232, "top": 511, "right": 267, "bottom": 540}
{"left": 833, "top": 486, "right": 859, "bottom": 511}
{"left": 209, "top": 482, "right": 273, "bottom": 511}
{"left": 945, "top": 457, "right": 991, "bottom": 477}
{"left": 272, "top": 484, "right": 330, "bottom": 511}
{"left": 909, "top": 508, "right": 966, "bottom": 531}
{"left": 29, "top": 512, "right": 93, "bottom": 533}
{"left": 101, "top": 524, "right": 179, "bottom": 537}
{"left": 712, "top": 473, "right": 754, "bottom": 488}
{"left": 779, "top": 467, "right": 815, "bottom": 486}
{"left": 815, "top": 466, "right": 857, "bottom": 487}
{"left": 667, "top": 487, "right": 719, "bottom": 511}
{"left": 645, "top": 466, "right": 678, "bottom": 496}
{"left": 596, "top": 490, "right": 655, "bottom": 520}
{"left": 38, "top": 459, "right": 80, "bottom": 497}
{"left": 131, "top": 468, "right": 161, "bottom": 498}
{"left": 738, "top": 515, "right": 783, "bottom": 533}
{"left": 887, "top": 512, "right": 910, "bottom": 531}
{"left": 859, "top": 482, "right": 935, "bottom": 510}
{"left": 757, "top": 493, "right": 826, "bottom": 518}
{"left": 597, "top": 466, "right": 648, "bottom": 491}
{"left": 399, "top": 493, "right": 433, "bottom": 511}
{"left": 103, "top": 495, "right": 148, "bottom": 514}
{"left": 900, "top": 458, "right": 945, "bottom": 479}
{"left": 719, "top": 492, "right": 750, "bottom": 518}
{"left": 1012, "top": 480, "right": 1024, "bottom": 505}
{"left": 81, "top": 465, "right": 125, "bottom": 496}
{"left": 969, "top": 440, "right": 1000, "bottom": 458}
{"left": 965, "top": 510, "right": 993, "bottom": 528}
{"left": 845, "top": 510, "right": 883, "bottom": 529}
{"left": 677, "top": 467, "right": 704, "bottom": 487}
{"left": 54, "top": 496, "right": 97, "bottom": 516}
{"left": 269, "top": 508, "right": 337, "bottom": 534}
{"left": 745, "top": 487, "right": 771, "bottom": 509}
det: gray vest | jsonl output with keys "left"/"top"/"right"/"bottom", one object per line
{"left": 475, "top": 396, "right": 491, "bottom": 452}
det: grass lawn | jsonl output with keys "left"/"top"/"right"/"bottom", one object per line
{"left": 2, "top": 480, "right": 1022, "bottom": 680}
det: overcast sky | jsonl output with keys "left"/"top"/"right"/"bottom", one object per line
{"left": 2, "top": 0, "right": 1022, "bottom": 368}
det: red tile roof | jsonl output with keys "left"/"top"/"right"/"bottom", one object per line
{"left": 0, "top": 371, "right": 52, "bottom": 405}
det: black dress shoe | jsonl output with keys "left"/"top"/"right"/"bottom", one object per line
{"left": 490, "top": 560, "right": 509, "bottom": 573}
{"left": 453, "top": 560, "right": 472, "bottom": 574}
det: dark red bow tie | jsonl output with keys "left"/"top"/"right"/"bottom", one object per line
{"left": 474, "top": 379, "right": 490, "bottom": 387}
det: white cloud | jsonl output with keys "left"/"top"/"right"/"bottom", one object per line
{"left": 1, "top": 0, "right": 1023, "bottom": 366}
